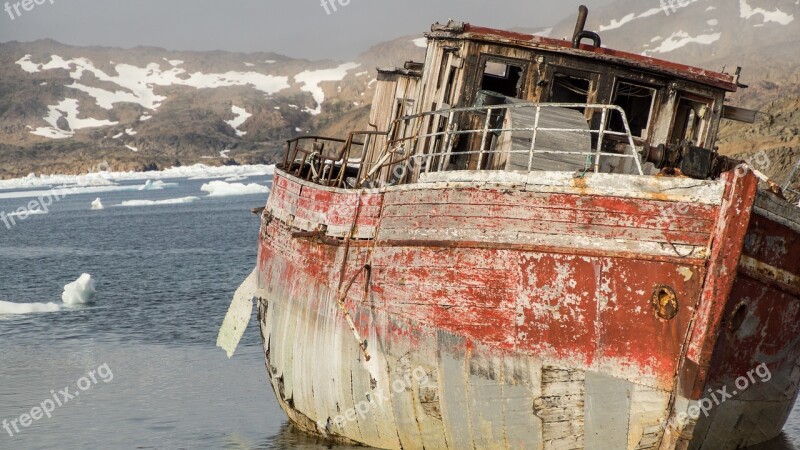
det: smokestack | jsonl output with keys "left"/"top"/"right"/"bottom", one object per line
{"left": 573, "top": 5, "right": 589, "bottom": 42}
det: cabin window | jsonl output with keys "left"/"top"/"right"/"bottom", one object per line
{"left": 670, "top": 96, "right": 711, "bottom": 147}
{"left": 610, "top": 81, "right": 656, "bottom": 138}
{"left": 549, "top": 73, "right": 592, "bottom": 113}
{"left": 481, "top": 60, "right": 524, "bottom": 98}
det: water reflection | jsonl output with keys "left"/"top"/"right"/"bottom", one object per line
{"left": 262, "top": 424, "right": 373, "bottom": 450}
{"left": 750, "top": 434, "right": 798, "bottom": 450}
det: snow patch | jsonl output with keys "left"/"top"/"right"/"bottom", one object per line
{"left": 30, "top": 98, "right": 118, "bottom": 139}
{"left": 294, "top": 63, "right": 360, "bottom": 115}
{"left": 740, "top": 0, "right": 794, "bottom": 25}
{"left": 125, "top": 145, "right": 139, "bottom": 152}
{"left": 598, "top": 6, "right": 675, "bottom": 32}
{"left": 225, "top": 105, "right": 252, "bottom": 137}
{"left": 16, "top": 55, "right": 290, "bottom": 111}
{"left": 645, "top": 31, "right": 721, "bottom": 54}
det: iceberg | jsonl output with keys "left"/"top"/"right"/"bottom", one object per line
{"left": 62, "top": 273, "right": 97, "bottom": 306}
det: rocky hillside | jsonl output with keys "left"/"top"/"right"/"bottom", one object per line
{"left": 1, "top": 0, "right": 799, "bottom": 185}
{"left": 0, "top": 37, "right": 426, "bottom": 178}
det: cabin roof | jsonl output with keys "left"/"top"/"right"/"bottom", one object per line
{"left": 426, "top": 23, "right": 739, "bottom": 92}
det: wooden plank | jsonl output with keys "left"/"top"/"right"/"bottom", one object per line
{"left": 722, "top": 105, "right": 758, "bottom": 124}
{"left": 382, "top": 203, "right": 715, "bottom": 234}
{"left": 383, "top": 188, "right": 718, "bottom": 219}
{"left": 379, "top": 215, "right": 710, "bottom": 247}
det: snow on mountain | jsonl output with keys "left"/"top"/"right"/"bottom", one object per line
{"left": 15, "top": 54, "right": 292, "bottom": 111}
{"left": 30, "top": 98, "right": 118, "bottom": 139}
{"left": 225, "top": 106, "right": 252, "bottom": 137}
{"left": 552, "top": 0, "right": 800, "bottom": 65}
{"left": 12, "top": 52, "right": 361, "bottom": 142}
{"left": 294, "top": 62, "right": 360, "bottom": 115}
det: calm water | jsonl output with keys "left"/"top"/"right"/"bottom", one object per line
{"left": 0, "top": 174, "right": 797, "bottom": 449}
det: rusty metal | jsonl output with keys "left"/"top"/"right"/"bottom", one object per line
{"left": 652, "top": 285, "right": 679, "bottom": 320}
{"left": 572, "top": 6, "right": 601, "bottom": 49}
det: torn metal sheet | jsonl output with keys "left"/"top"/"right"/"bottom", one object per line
{"left": 217, "top": 269, "right": 259, "bottom": 358}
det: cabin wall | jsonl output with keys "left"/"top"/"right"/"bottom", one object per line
{"left": 412, "top": 37, "right": 729, "bottom": 157}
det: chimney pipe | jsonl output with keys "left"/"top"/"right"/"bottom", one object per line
{"left": 571, "top": 5, "right": 602, "bottom": 49}
{"left": 573, "top": 5, "right": 588, "bottom": 41}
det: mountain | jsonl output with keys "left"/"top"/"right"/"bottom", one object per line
{"left": 0, "top": 37, "right": 426, "bottom": 178}
{"left": 1, "top": 1, "right": 799, "bottom": 185}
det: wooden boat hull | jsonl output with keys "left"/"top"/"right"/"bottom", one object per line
{"left": 255, "top": 168, "right": 800, "bottom": 449}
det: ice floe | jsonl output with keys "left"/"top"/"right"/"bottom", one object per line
{"left": 0, "top": 164, "right": 274, "bottom": 193}
{"left": 118, "top": 197, "right": 200, "bottom": 207}
{"left": 138, "top": 180, "right": 178, "bottom": 191}
{"left": 0, "top": 273, "right": 97, "bottom": 316}
{"left": 0, "top": 301, "right": 62, "bottom": 315}
{"left": 200, "top": 180, "right": 271, "bottom": 197}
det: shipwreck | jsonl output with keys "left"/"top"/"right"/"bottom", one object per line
{"left": 220, "top": 6, "right": 800, "bottom": 449}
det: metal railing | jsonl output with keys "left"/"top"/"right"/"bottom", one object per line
{"left": 282, "top": 102, "right": 645, "bottom": 190}
{"left": 283, "top": 131, "right": 388, "bottom": 188}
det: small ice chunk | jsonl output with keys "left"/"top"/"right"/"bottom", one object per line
{"left": 138, "top": 180, "right": 177, "bottom": 190}
{"left": 62, "top": 274, "right": 97, "bottom": 306}
{"left": 91, "top": 198, "right": 104, "bottom": 210}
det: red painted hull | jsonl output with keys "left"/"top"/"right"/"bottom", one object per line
{"left": 255, "top": 168, "right": 800, "bottom": 449}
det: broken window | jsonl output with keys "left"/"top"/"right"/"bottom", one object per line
{"left": 610, "top": 81, "right": 656, "bottom": 138}
{"left": 549, "top": 73, "right": 592, "bottom": 113}
{"left": 670, "top": 96, "right": 711, "bottom": 147}
{"left": 480, "top": 60, "right": 524, "bottom": 98}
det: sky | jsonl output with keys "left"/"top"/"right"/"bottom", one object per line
{"left": 0, "top": 0, "right": 616, "bottom": 60}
